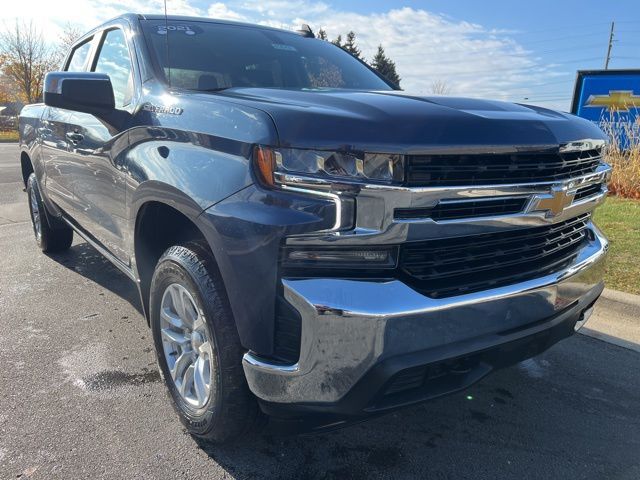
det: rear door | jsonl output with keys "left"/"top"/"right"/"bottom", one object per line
{"left": 40, "top": 37, "right": 94, "bottom": 215}
{"left": 65, "top": 26, "right": 137, "bottom": 262}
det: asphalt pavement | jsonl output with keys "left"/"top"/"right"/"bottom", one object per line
{"left": 0, "top": 142, "right": 639, "bottom": 479}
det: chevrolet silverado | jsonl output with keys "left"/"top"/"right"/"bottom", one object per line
{"left": 18, "top": 13, "right": 610, "bottom": 441}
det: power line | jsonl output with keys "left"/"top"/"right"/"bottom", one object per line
{"left": 426, "top": 57, "right": 602, "bottom": 78}
{"left": 475, "top": 84, "right": 575, "bottom": 93}
{"left": 520, "top": 97, "right": 572, "bottom": 101}
{"left": 394, "top": 42, "right": 608, "bottom": 63}
{"left": 469, "top": 89, "right": 574, "bottom": 98}
{"left": 390, "top": 31, "right": 613, "bottom": 61}
{"left": 502, "top": 22, "right": 611, "bottom": 36}
{"left": 467, "top": 79, "right": 576, "bottom": 94}
{"left": 512, "top": 30, "right": 611, "bottom": 46}
{"left": 611, "top": 20, "right": 640, "bottom": 25}
{"left": 520, "top": 92, "right": 574, "bottom": 99}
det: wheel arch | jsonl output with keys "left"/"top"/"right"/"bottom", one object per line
{"left": 133, "top": 198, "right": 209, "bottom": 324}
{"left": 20, "top": 150, "right": 34, "bottom": 188}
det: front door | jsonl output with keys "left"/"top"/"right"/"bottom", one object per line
{"left": 40, "top": 35, "right": 96, "bottom": 218}
{"left": 40, "top": 107, "right": 72, "bottom": 214}
{"left": 64, "top": 27, "right": 136, "bottom": 263}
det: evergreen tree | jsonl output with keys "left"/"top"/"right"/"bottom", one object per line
{"left": 317, "top": 29, "right": 328, "bottom": 41}
{"left": 343, "top": 31, "right": 363, "bottom": 60}
{"left": 371, "top": 44, "right": 401, "bottom": 87}
{"left": 331, "top": 34, "right": 342, "bottom": 48}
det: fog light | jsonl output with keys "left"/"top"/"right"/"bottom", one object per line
{"left": 282, "top": 247, "right": 397, "bottom": 269}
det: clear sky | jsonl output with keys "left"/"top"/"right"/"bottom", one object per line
{"left": 2, "top": 0, "right": 639, "bottom": 111}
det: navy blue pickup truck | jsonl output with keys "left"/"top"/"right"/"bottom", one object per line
{"left": 19, "top": 13, "right": 610, "bottom": 441}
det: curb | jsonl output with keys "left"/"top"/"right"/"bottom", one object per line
{"left": 580, "top": 328, "right": 640, "bottom": 354}
{"left": 602, "top": 288, "right": 640, "bottom": 310}
{"left": 577, "top": 287, "right": 640, "bottom": 353}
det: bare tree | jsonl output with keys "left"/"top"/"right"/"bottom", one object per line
{"left": 0, "top": 74, "right": 19, "bottom": 104}
{"left": 430, "top": 79, "right": 451, "bottom": 95}
{"left": 0, "top": 21, "right": 58, "bottom": 103}
{"left": 57, "top": 23, "right": 83, "bottom": 61}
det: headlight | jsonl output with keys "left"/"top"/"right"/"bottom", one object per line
{"left": 254, "top": 146, "right": 404, "bottom": 188}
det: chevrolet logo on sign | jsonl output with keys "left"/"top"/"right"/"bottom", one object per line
{"left": 531, "top": 186, "right": 575, "bottom": 217}
{"left": 585, "top": 90, "right": 640, "bottom": 112}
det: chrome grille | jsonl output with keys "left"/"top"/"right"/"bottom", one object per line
{"left": 573, "top": 183, "right": 603, "bottom": 201}
{"left": 395, "top": 197, "right": 528, "bottom": 221}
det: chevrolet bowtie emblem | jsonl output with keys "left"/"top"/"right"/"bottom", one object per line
{"left": 533, "top": 187, "right": 575, "bottom": 217}
{"left": 585, "top": 90, "right": 640, "bottom": 112}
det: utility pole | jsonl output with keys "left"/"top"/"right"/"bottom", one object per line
{"left": 604, "top": 21, "right": 615, "bottom": 70}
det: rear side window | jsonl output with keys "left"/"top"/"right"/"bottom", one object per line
{"left": 66, "top": 39, "right": 93, "bottom": 72}
{"left": 93, "top": 29, "right": 134, "bottom": 108}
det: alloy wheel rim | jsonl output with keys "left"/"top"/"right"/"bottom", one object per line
{"left": 160, "top": 283, "right": 213, "bottom": 409}
{"left": 29, "top": 185, "right": 41, "bottom": 239}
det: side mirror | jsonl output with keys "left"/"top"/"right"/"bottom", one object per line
{"left": 44, "top": 72, "right": 115, "bottom": 117}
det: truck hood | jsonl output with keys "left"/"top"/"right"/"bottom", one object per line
{"left": 211, "top": 88, "right": 605, "bottom": 152}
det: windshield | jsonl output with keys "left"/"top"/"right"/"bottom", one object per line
{"left": 141, "top": 20, "right": 393, "bottom": 92}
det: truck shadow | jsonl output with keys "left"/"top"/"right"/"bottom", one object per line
{"left": 193, "top": 338, "right": 640, "bottom": 480}
{"left": 47, "top": 240, "right": 143, "bottom": 315}
{"left": 45, "top": 238, "right": 640, "bottom": 480}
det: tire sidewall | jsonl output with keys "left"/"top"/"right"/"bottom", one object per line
{"left": 150, "top": 252, "right": 222, "bottom": 435}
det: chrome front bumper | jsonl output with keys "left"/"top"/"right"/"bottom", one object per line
{"left": 243, "top": 223, "right": 608, "bottom": 405}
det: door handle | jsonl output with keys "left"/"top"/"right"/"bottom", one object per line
{"left": 66, "top": 131, "right": 84, "bottom": 144}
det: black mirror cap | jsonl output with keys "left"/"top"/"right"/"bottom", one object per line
{"left": 44, "top": 72, "right": 115, "bottom": 115}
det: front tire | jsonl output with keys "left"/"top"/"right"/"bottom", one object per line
{"left": 149, "top": 241, "right": 259, "bottom": 443}
{"left": 26, "top": 173, "right": 73, "bottom": 253}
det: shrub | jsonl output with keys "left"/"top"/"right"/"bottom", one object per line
{"left": 599, "top": 117, "right": 640, "bottom": 199}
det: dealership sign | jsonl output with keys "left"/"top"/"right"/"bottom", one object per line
{"left": 571, "top": 70, "right": 640, "bottom": 150}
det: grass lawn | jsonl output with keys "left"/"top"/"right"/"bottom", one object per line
{"left": 0, "top": 130, "right": 18, "bottom": 142}
{"left": 593, "top": 196, "right": 640, "bottom": 295}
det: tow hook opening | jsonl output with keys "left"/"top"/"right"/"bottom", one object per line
{"left": 575, "top": 306, "right": 595, "bottom": 332}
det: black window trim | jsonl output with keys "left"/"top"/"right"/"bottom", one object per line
{"left": 63, "top": 35, "right": 96, "bottom": 72}
{"left": 90, "top": 25, "right": 139, "bottom": 110}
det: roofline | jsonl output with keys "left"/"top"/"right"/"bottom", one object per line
{"left": 73, "top": 12, "right": 300, "bottom": 43}
{"left": 138, "top": 13, "right": 298, "bottom": 34}
{"left": 68, "top": 12, "right": 303, "bottom": 61}
{"left": 72, "top": 13, "right": 140, "bottom": 46}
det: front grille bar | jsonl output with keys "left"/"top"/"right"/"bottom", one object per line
{"left": 405, "top": 149, "right": 602, "bottom": 187}
{"left": 400, "top": 213, "right": 591, "bottom": 298}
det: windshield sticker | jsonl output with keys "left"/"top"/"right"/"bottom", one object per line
{"left": 155, "top": 24, "right": 200, "bottom": 36}
{"left": 272, "top": 43, "right": 297, "bottom": 52}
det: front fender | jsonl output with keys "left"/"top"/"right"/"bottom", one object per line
{"left": 126, "top": 127, "right": 255, "bottom": 212}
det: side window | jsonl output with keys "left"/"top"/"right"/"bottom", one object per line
{"left": 93, "top": 29, "right": 134, "bottom": 108}
{"left": 66, "top": 39, "right": 93, "bottom": 72}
